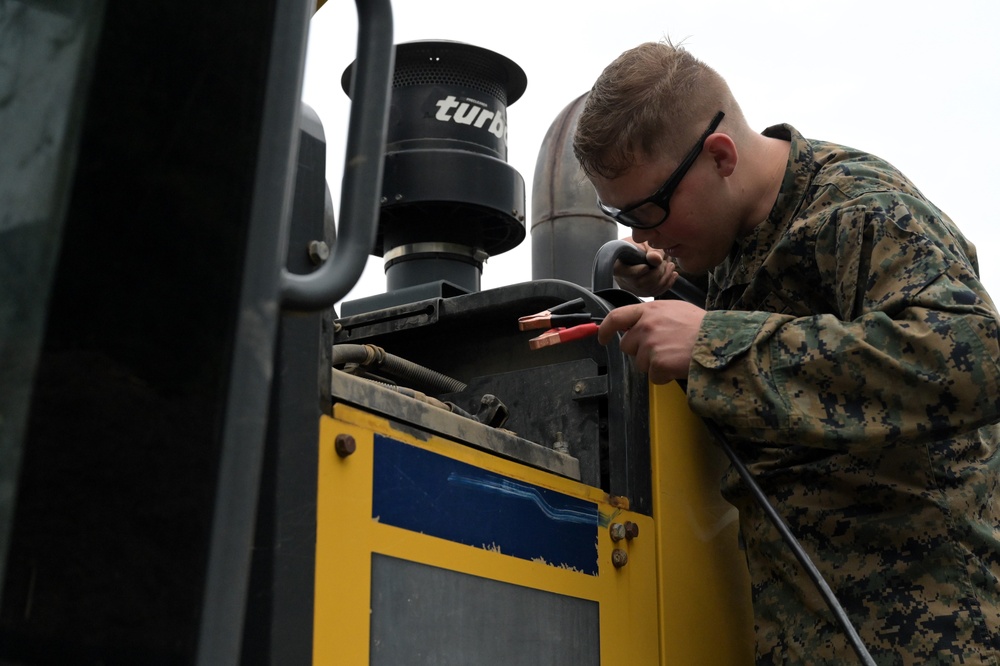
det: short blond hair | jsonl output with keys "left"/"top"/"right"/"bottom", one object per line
{"left": 574, "top": 40, "right": 746, "bottom": 179}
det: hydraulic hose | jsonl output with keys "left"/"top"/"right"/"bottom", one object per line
{"left": 592, "top": 239, "right": 705, "bottom": 305}
{"left": 332, "top": 343, "right": 467, "bottom": 394}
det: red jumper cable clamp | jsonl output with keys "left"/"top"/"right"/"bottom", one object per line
{"left": 518, "top": 299, "right": 603, "bottom": 350}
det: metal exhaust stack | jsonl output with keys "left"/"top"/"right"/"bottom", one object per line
{"left": 341, "top": 40, "right": 527, "bottom": 316}
{"left": 531, "top": 92, "right": 617, "bottom": 288}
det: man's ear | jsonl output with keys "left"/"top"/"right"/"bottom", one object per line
{"left": 704, "top": 133, "right": 737, "bottom": 177}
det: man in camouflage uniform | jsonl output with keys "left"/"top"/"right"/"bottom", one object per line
{"left": 573, "top": 41, "right": 1000, "bottom": 664}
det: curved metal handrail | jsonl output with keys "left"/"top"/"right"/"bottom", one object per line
{"left": 280, "top": 0, "right": 394, "bottom": 310}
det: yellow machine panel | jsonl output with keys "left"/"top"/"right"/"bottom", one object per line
{"left": 315, "top": 381, "right": 756, "bottom": 665}
{"left": 314, "top": 404, "right": 661, "bottom": 665}
{"left": 649, "top": 381, "right": 755, "bottom": 664}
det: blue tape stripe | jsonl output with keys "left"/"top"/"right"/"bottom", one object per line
{"left": 372, "top": 434, "right": 599, "bottom": 575}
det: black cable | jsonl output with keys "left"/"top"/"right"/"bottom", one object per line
{"left": 700, "top": 417, "right": 877, "bottom": 666}
{"left": 591, "top": 238, "right": 876, "bottom": 661}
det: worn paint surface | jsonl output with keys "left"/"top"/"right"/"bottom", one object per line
{"left": 372, "top": 433, "right": 599, "bottom": 574}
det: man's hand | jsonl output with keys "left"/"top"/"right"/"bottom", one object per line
{"left": 614, "top": 238, "right": 679, "bottom": 298}
{"left": 597, "top": 300, "right": 706, "bottom": 384}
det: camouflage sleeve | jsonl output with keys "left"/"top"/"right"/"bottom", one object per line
{"left": 686, "top": 197, "right": 1000, "bottom": 450}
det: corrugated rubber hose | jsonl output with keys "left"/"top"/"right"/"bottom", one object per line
{"left": 332, "top": 343, "right": 467, "bottom": 395}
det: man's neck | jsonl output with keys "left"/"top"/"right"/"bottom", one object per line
{"left": 742, "top": 135, "right": 791, "bottom": 233}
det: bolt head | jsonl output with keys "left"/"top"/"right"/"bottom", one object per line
{"left": 609, "top": 522, "right": 626, "bottom": 542}
{"left": 611, "top": 548, "right": 628, "bottom": 568}
{"left": 335, "top": 434, "right": 356, "bottom": 458}
{"left": 308, "top": 240, "right": 330, "bottom": 265}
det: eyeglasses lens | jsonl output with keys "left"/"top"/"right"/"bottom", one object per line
{"left": 621, "top": 202, "right": 668, "bottom": 229}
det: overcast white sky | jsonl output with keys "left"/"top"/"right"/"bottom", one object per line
{"left": 302, "top": 0, "right": 1000, "bottom": 312}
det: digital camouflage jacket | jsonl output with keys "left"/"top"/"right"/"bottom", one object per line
{"left": 687, "top": 125, "right": 1000, "bottom": 665}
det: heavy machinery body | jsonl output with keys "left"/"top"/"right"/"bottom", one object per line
{"left": 0, "top": 0, "right": 754, "bottom": 663}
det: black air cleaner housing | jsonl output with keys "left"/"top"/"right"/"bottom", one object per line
{"left": 341, "top": 40, "right": 527, "bottom": 312}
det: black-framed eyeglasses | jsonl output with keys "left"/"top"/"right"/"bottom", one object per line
{"left": 597, "top": 111, "right": 725, "bottom": 230}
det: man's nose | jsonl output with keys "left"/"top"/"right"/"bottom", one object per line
{"left": 631, "top": 226, "right": 653, "bottom": 244}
